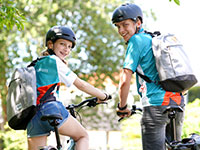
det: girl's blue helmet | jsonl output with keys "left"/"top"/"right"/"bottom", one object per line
{"left": 46, "top": 26, "right": 76, "bottom": 48}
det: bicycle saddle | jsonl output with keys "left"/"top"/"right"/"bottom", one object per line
{"left": 163, "top": 105, "right": 184, "bottom": 114}
{"left": 41, "top": 114, "right": 63, "bottom": 121}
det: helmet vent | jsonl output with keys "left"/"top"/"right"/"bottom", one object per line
{"left": 118, "top": 15, "right": 123, "bottom": 19}
{"left": 62, "top": 33, "right": 70, "bottom": 37}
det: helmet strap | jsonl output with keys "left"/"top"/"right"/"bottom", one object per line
{"left": 134, "top": 17, "right": 142, "bottom": 34}
{"left": 136, "top": 26, "right": 139, "bottom": 34}
{"left": 47, "top": 48, "right": 55, "bottom": 55}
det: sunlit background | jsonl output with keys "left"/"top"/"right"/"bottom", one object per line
{"left": 1, "top": 0, "right": 200, "bottom": 150}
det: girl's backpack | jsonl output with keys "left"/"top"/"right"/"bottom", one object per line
{"left": 7, "top": 65, "right": 37, "bottom": 130}
{"left": 7, "top": 57, "right": 56, "bottom": 130}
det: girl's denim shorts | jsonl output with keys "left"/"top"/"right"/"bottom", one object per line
{"left": 27, "top": 101, "right": 69, "bottom": 138}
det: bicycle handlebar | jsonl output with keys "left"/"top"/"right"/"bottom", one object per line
{"left": 118, "top": 105, "right": 142, "bottom": 122}
{"left": 66, "top": 95, "right": 112, "bottom": 118}
{"left": 66, "top": 95, "right": 112, "bottom": 109}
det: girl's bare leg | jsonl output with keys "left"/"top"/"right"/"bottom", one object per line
{"left": 28, "top": 135, "right": 47, "bottom": 150}
{"left": 58, "top": 115, "right": 89, "bottom": 150}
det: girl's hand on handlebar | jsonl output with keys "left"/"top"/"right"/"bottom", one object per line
{"left": 97, "top": 93, "right": 111, "bottom": 104}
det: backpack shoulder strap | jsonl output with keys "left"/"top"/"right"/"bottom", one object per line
{"left": 27, "top": 56, "right": 44, "bottom": 67}
{"left": 136, "top": 70, "right": 152, "bottom": 83}
{"left": 136, "top": 70, "right": 159, "bottom": 85}
{"left": 40, "top": 83, "right": 57, "bottom": 103}
{"left": 144, "top": 30, "right": 161, "bottom": 37}
{"left": 136, "top": 30, "right": 161, "bottom": 84}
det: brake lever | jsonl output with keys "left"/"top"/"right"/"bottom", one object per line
{"left": 87, "top": 100, "right": 108, "bottom": 107}
{"left": 87, "top": 95, "right": 112, "bottom": 107}
{"left": 117, "top": 105, "right": 139, "bottom": 122}
{"left": 117, "top": 112, "right": 129, "bottom": 122}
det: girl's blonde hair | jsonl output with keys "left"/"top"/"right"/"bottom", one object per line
{"left": 41, "top": 49, "right": 50, "bottom": 56}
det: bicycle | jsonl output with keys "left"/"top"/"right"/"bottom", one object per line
{"left": 39, "top": 95, "right": 112, "bottom": 150}
{"left": 117, "top": 105, "right": 200, "bottom": 150}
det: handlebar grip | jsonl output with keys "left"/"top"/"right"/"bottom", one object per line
{"left": 117, "top": 111, "right": 128, "bottom": 116}
{"left": 108, "top": 95, "right": 112, "bottom": 99}
{"left": 117, "top": 105, "right": 142, "bottom": 122}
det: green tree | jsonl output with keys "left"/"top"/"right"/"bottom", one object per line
{"left": 0, "top": 0, "right": 26, "bottom": 30}
{"left": 170, "top": 0, "right": 180, "bottom": 5}
{"left": 0, "top": 0, "right": 122, "bottom": 130}
{"left": 1, "top": 0, "right": 156, "bottom": 131}
{"left": 0, "top": 0, "right": 26, "bottom": 132}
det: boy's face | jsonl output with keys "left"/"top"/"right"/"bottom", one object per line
{"left": 115, "top": 19, "right": 137, "bottom": 42}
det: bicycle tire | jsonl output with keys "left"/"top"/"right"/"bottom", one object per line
{"left": 67, "top": 138, "right": 75, "bottom": 150}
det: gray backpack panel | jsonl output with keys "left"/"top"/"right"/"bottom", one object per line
{"left": 152, "top": 33, "right": 197, "bottom": 92}
{"left": 7, "top": 67, "right": 37, "bottom": 130}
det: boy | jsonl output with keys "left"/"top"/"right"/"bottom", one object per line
{"left": 112, "top": 3, "right": 185, "bottom": 150}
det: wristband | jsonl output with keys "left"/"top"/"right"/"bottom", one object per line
{"left": 117, "top": 103, "right": 127, "bottom": 110}
{"left": 100, "top": 93, "right": 108, "bottom": 101}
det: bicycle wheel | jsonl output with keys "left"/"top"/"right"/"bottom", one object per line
{"left": 39, "top": 146, "right": 57, "bottom": 150}
{"left": 67, "top": 138, "right": 75, "bottom": 150}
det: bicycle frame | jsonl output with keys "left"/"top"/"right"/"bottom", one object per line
{"left": 40, "top": 114, "right": 63, "bottom": 150}
{"left": 118, "top": 105, "right": 195, "bottom": 150}
{"left": 163, "top": 105, "right": 184, "bottom": 149}
{"left": 39, "top": 96, "right": 111, "bottom": 150}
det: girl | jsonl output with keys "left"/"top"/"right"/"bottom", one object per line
{"left": 27, "top": 26, "right": 110, "bottom": 150}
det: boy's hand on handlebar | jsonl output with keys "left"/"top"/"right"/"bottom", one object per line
{"left": 116, "top": 108, "right": 132, "bottom": 118}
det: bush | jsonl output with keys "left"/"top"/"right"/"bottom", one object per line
{"left": 121, "top": 113, "right": 142, "bottom": 149}
{"left": 182, "top": 98, "right": 200, "bottom": 138}
{"left": 188, "top": 86, "right": 200, "bottom": 103}
{"left": 0, "top": 123, "right": 27, "bottom": 150}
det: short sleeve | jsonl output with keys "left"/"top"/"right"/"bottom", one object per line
{"left": 123, "top": 37, "right": 141, "bottom": 72}
{"left": 55, "top": 56, "right": 77, "bottom": 87}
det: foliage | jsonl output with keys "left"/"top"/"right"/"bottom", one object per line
{"left": 0, "top": 0, "right": 121, "bottom": 129}
{"left": 169, "top": 0, "right": 180, "bottom": 5}
{"left": 0, "top": 0, "right": 26, "bottom": 30}
{"left": 0, "top": 0, "right": 156, "bottom": 130}
{"left": 133, "top": 95, "right": 140, "bottom": 102}
{"left": 0, "top": 123, "right": 27, "bottom": 150}
{"left": 188, "top": 86, "right": 200, "bottom": 103}
{"left": 121, "top": 112, "right": 142, "bottom": 149}
{"left": 182, "top": 98, "right": 200, "bottom": 138}
{"left": 0, "top": 0, "right": 26, "bottom": 129}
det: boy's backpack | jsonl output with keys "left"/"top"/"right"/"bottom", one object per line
{"left": 137, "top": 31, "right": 198, "bottom": 93}
{"left": 7, "top": 57, "right": 56, "bottom": 130}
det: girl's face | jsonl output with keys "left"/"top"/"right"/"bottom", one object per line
{"left": 115, "top": 19, "right": 137, "bottom": 42}
{"left": 52, "top": 39, "right": 73, "bottom": 60}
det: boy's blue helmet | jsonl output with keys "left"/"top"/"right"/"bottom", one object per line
{"left": 112, "top": 3, "right": 143, "bottom": 24}
{"left": 46, "top": 26, "right": 76, "bottom": 48}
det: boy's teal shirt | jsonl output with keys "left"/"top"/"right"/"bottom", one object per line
{"left": 123, "top": 28, "right": 183, "bottom": 107}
